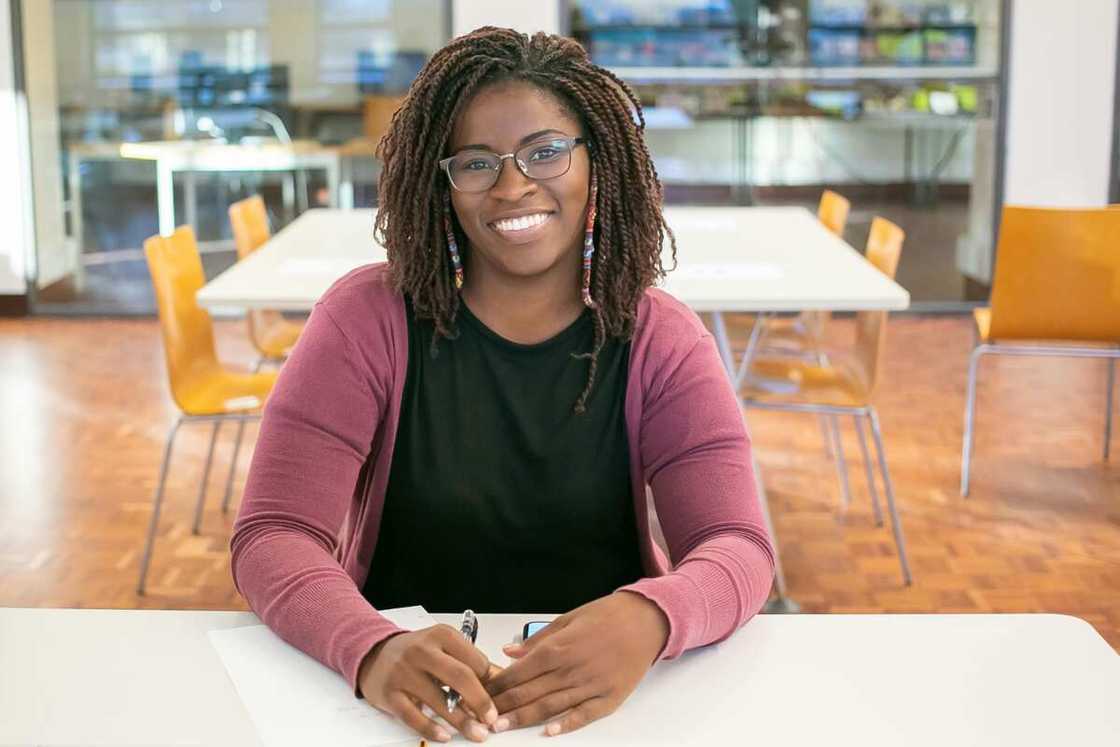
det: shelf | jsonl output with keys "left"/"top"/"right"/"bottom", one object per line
{"left": 610, "top": 66, "right": 999, "bottom": 83}
{"left": 809, "top": 23, "right": 978, "bottom": 32}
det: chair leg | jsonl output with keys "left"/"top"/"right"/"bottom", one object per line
{"left": 252, "top": 356, "right": 265, "bottom": 374}
{"left": 138, "top": 418, "right": 183, "bottom": 595}
{"left": 853, "top": 413, "right": 884, "bottom": 527}
{"left": 818, "top": 414, "right": 835, "bottom": 462}
{"left": 221, "top": 417, "right": 248, "bottom": 514}
{"left": 868, "top": 409, "right": 912, "bottom": 586}
{"left": 829, "top": 415, "right": 853, "bottom": 508}
{"left": 191, "top": 420, "right": 221, "bottom": 535}
{"left": 751, "top": 450, "right": 789, "bottom": 600}
{"left": 961, "top": 346, "right": 986, "bottom": 497}
{"left": 1104, "top": 357, "right": 1115, "bottom": 462}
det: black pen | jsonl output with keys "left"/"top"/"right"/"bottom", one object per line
{"left": 446, "top": 609, "right": 478, "bottom": 713}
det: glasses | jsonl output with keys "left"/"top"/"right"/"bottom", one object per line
{"left": 439, "top": 136, "right": 588, "bottom": 193}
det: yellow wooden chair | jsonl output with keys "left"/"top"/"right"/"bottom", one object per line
{"left": 743, "top": 217, "right": 911, "bottom": 585}
{"left": 961, "top": 206, "right": 1120, "bottom": 496}
{"left": 139, "top": 226, "right": 278, "bottom": 594}
{"left": 228, "top": 195, "right": 305, "bottom": 369}
{"left": 758, "top": 190, "right": 853, "bottom": 348}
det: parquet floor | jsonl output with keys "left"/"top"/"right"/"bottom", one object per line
{"left": 0, "top": 315, "right": 1117, "bottom": 650}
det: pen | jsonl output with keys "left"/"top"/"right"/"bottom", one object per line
{"left": 446, "top": 609, "right": 478, "bottom": 713}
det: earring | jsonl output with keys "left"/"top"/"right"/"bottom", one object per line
{"left": 581, "top": 174, "right": 598, "bottom": 309}
{"left": 443, "top": 192, "right": 464, "bottom": 290}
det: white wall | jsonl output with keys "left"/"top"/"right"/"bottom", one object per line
{"left": 1004, "top": 0, "right": 1119, "bottom": 207}
{"left": 452, "top": 0, "right": 560, "bottom": 38}
{"left": 0, "top": 0, "right": 31, "bottom": 294}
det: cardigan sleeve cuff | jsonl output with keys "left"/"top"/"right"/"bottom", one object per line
{"left": 346, "top": 623, "right": 409, "bottom": 698}
{"left": 617, "top": 573, "right": 709, "bottom": 660}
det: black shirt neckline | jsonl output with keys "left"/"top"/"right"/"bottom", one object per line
{"left": 457, "top": 299, "right": 592, "bottom": 354}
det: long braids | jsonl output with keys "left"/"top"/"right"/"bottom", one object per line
{"left": 375, "top": 27, "right": 677, "bottom": 413}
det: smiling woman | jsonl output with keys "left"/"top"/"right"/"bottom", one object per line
{"left": 230, "top": 26, "right": 775, "bottom": 745}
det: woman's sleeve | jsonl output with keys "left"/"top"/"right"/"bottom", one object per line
{"left": 230, "top": 303, "right": 405, "bottom": 693}
{"left": 618, "top": 331, "right": 775, "bottom": 660}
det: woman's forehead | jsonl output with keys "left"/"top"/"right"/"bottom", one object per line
{"left": 450, "top": 80, "right": 580, "bottom": 150}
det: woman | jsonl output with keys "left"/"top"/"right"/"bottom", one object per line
{"left": 232, "top": 26, "right": 774, "bottom": 743}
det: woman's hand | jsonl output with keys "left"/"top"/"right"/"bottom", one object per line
{"left": 357, "top": 625, "right": 502, "bottom": 743}
{"left": 485, "top": 591, "right": 670, "bottom": 736}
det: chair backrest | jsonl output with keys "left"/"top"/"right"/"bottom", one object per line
{"left": 143, "top": 226, "right": 221, "bottom": 410}
{"left": 852, "top": 216, "right": 905, "bottom": 396}
{"left": 818, "top": 189, "right": 852, "bottom": 237}
{"left": 229, "top": 195, "right": 270, "bottom": 260}
{"left": 988, "top": 206, "right": 1120, "bottom": 342}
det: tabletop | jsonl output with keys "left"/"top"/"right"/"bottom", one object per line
{"left": 196, "top": 206, "right": 909, "bottom": 313}
{"left": 2, "top": 608, "right": 1116, "bottom": 746}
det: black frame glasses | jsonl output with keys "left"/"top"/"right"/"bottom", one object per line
{"left": 439, "top": 136, "right": 588, "bottom": 193}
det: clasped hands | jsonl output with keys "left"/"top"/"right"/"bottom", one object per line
{"left": 358, "top": 591, "right": 669, "bottom": 742}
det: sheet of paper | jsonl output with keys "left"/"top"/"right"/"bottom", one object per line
{"left": 209, "top": 606, "right": 438, "bottom": 747}
{"left": 675, "top": 262, "right": 784, "bottom": 281}
{"left": 279, "top": 258, "right": 365, "bottom": 276}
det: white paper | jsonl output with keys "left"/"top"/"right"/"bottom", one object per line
{"left": 279, "top": 258, "right": 364, "bottom": 276}
{"left": 675, "top": 262, "right": 784, "bottom": 281}
{"left": 209, "top": 606, "right": 438, "bottom": 747}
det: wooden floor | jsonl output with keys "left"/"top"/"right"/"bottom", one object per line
{"left": 0, "top": 315, "right": 1117, "bottom": 650}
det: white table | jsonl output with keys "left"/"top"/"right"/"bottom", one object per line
{"left": 195, "top": 207, "right": 910, "bottom": 607}
{"left": 2, "top": 608, "right": 1117, "bottom": 746}
{"left": 196, "top": 206, "right": 908, "bottom": 313}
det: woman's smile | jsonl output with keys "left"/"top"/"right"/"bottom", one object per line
{"left": 487, "top": 211, "right": 556, "bottom": 244}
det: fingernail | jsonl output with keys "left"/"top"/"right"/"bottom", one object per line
{"left": 434, "top": 726, "right": 451, "bottom": 742}
{"left": 493, "top": 717, "right": 510, "bottom": 733}
{"left": 545, "top": 722, "right": 561, "bottom": 737}
{"left": 484, "top": 706, "right": 498, "bottom": 725}
{"left": 468, "top": 722, "right": 489, "bottom": 741}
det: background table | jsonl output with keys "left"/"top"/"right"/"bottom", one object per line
{"left": 195, "top": 206, "right": 909, "bottom": 313}
{"left": 2, "top": 609, "right": 1117, "bottom": 746}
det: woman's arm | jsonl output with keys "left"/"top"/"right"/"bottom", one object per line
{"left": 620, "top": 330, "right": 775, "bottom": 659}
{"left": 230, "top": 303, "right": 402, "bottom": 690}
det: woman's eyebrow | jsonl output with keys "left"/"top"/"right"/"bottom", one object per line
{"left": 456, "top": 129, "right": 568, "bottom": 152}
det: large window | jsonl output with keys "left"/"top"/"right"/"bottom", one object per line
{"left": 569, "top": 0, "right": 1006, "bottom": 305}
{"left": 23, "top": 0, "right": 448, "bottom": 314}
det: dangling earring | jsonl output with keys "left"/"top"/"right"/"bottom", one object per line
{"left": 581, "top": 174, "right": 598, "bottom": 309}
{"left": 443, "top": 192, "right": 464, "bottom": 290}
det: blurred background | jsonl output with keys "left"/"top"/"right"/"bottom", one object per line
{"left": 0, "top": 0, "right": 1117, "bottom": 650}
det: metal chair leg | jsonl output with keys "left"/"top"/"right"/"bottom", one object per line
{"left": 138, "top": 418, "right": 183, "bottom": 595}
{"left": 1105, "top": 357, "right": 1115, "bottom": 462}
{"left": 853, "top": 413, "right": 884, "bottom": 527}
{"left": 191, "top": 421, "right": 221, "bottom": 535}
{"left": 868, "top": 409, "right": 912, "bottom": 586}
{"left": 829, "top": 415, "right": 853, "bottom": 508}
{"left": 751, "top": 451, "right": 789, "bottom": 600}
{"left": 961, "top": 345, "right": 986, "bottom": 497}
{"left": 252, "top": 356, "right": 265, "bottom": 374}
{"left": 818, "top": 414, "right": 835, "bottom": 461}
{"left": 221, "top": 417, "right": 249, "bottom": 514}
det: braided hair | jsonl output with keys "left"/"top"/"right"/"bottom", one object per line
{"left": 374, "top": 26, "right": 677, "bottom": 413}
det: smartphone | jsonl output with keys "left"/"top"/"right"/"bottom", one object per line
{"left": 521, "top": 621, "right": 549, "bottom": 640}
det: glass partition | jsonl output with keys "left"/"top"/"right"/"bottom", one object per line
{"left": 568, "top": 0, "right": 1006, "bottom": 305}
{"left": 24, "top": 0, "right": 449, "bottom": 313}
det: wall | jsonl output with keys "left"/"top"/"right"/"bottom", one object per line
{"left": 1003, "top": 0, "right": 1119, "bottom": 207}
{"left": 0, "top": 0, "right": 30, "bottom": 294}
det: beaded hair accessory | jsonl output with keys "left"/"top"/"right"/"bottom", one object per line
{"left": 581, "top": 174, "right": 598, "bottom": 309}
{"left": 443, "top": 192, "right": 464, "bottom": 290}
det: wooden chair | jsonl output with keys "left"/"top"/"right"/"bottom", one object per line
{"left": 139, "top": 226, "right": 278, "bottom": 594}
{"left": 228, "top": 195, "right": 305, "bottom": 369}
{"left": 961, "top": 206, "right": 1120, "bottom": 496}
{"left": 743, "top": 217, "right": 912, "bottom": 585}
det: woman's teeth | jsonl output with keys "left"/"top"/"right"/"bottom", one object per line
{"left": 492, "top": 213, "right": 550, "bottom": 232}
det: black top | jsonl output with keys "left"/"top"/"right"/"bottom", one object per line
{"left": 363, "top": 296, "right": 643, "bottom": 614}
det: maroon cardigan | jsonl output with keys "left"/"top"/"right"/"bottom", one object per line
{"left": 231, "top": 263, "right": 774, "bottom": 691}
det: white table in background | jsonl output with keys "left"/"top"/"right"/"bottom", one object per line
{"left": 2, "top": 608, "right": 1117, "bottom": 746}
{"left": 196, "top": 207, "right": 910, "bottom": 606}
